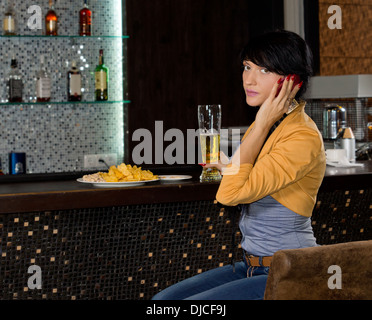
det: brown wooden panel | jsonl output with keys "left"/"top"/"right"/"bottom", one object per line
{"left": 319, "top": 0, "right": 372, "bottom": 5}
{"left": 125, "top": 0, "right": 283, "bottom": 164}
{"left": 319, "top": 3, "right": 372, "bottom": 58}
{"left": 320, "top": 57, "right": 372, "bottom": 75}
{"left": 318, "top": 1, "right": 372, "bottom": 75}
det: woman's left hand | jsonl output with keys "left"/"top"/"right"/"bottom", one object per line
{"left": 255, "top": 75, "right": 302, "bottom": 132}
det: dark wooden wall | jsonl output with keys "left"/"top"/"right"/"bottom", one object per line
{"left": 318, "top": 0, "right": 372, "bottom": 75}
{"left": 125, "top": 0, "right": 283, "bottom": 164}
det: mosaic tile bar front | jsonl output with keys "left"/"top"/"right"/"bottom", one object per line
{"left": 0, "top": 0, "right": 126, "bottom": 174}
{"left": 1, "top": 190, "right": 370, "bottom": 299}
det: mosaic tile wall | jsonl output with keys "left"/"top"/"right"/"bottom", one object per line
{"left": 0, "top": 0, "right": 126, "bottom": 174}
{"left": 0, "top": 190, "right": 370, "bottom": 299}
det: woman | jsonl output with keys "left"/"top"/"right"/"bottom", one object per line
{"left": 153, "top": 30, "right": 326, "bottom": 300}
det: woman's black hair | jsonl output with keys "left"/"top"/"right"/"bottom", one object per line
{"left": 240, "top": 30, "right": 313, "bottom": 99}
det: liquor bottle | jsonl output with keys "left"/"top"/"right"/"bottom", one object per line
{"left": 0, "top": 158, "right": 4, "bottom": 175}
{"left": 79, "top": 0, "right": 92, "bottom": 36}
{"left": 3, "top": 1, "right": 17, "bottom": 35}
{"left": 36, "top": 55, "right": 51, "bottom": 102}
{"left": 67, "top": 61, "right": 82, "bottom": 101}
{"left": 45, "top": 0, "right": 58, "bottom": 36}
{"left": 95, "top": 49, "right": 108, "bottom": 101}
{"left": 8, "top": 57, "right": 23, "bottom": 103}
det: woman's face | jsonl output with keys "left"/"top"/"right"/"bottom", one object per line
{"left": 242, "top": 60, "right": 283, "bottom": 107}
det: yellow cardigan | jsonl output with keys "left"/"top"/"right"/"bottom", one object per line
{"left": 216, "top": 102, "right": 326, "bottom": 217}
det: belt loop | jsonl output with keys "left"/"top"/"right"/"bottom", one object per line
{"left": 245, "top": 254, "right": 251, "bottom": 267}
{"left": 247, "top": 266, "right": 255, "bottom": 278}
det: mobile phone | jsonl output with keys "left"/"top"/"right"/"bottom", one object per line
{"left": 275, "top": 74, "right": 301, "bottom": 97}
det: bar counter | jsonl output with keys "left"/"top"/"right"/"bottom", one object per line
{"left": 1, "top": 162, "right": 371, "bottom": 300}
{"left": 1, "top": 161, "right": 372, "bottom": 214}
{"left": 0, "top": 171, "right": 218, "bottom": 214}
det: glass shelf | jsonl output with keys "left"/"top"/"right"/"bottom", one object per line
{"left": 0, "top": 35, "right": 129, "bottom": 39}
{"left": 0, "top": 100, "right": 130, "bottom": 106}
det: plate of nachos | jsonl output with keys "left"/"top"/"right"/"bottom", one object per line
{"left": 78, "top": 163, "right": 159, "bottom": 187}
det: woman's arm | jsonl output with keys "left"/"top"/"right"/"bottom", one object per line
{"left": 216, "top": 127, "right": 324, "bottom": 206}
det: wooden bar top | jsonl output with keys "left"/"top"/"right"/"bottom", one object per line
{"left": 0, "top": 161, "right": 371, "bottom": 214}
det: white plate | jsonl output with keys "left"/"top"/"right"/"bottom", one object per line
{"left": 76, "top": 178, "right": 159, "bottom": 187}
{"left": 158, "top": 175, "right": 193, "bottom": 181}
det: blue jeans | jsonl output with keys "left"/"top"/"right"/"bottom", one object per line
{"left": 152, "top": 259, "right": 269, "bottom": 300}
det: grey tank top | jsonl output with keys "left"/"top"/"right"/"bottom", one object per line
{"left": 239, "top": 195, "right": 318, "bottom": 256}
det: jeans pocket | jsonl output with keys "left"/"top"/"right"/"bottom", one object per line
{"left": 250, "top": 266, "right": 270, "bottom": 277}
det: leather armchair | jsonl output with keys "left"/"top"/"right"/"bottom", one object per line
{"left": 264, "top": 240, "right": 372, "bottom": 300}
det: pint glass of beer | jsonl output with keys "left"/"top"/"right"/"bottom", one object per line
{"left": 198, "top": 104, "right": 221, "bottom": 182}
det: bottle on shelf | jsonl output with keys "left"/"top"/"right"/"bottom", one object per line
{"left": 95, "top": 49, "right": 108, "bottom": 101}
{"left": 79, "top": 0, "right": 92, "bottom": 36}
{"left": 67, "top": 61, "right": 82, "bottom": 101}
{"left": 45, "top": 0, "right": 58, "bottom": 36}
{"left": 0, "top": 158, "right": 4, "bottom": 175}
{"left": 8, "top": 57, "right": 23, "bottom": 103}
{"left": 3, "top": 1, "right": 17, "bottom": 35}
{"left": 36, "top": 55, "right": 51, "bottom": 102}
